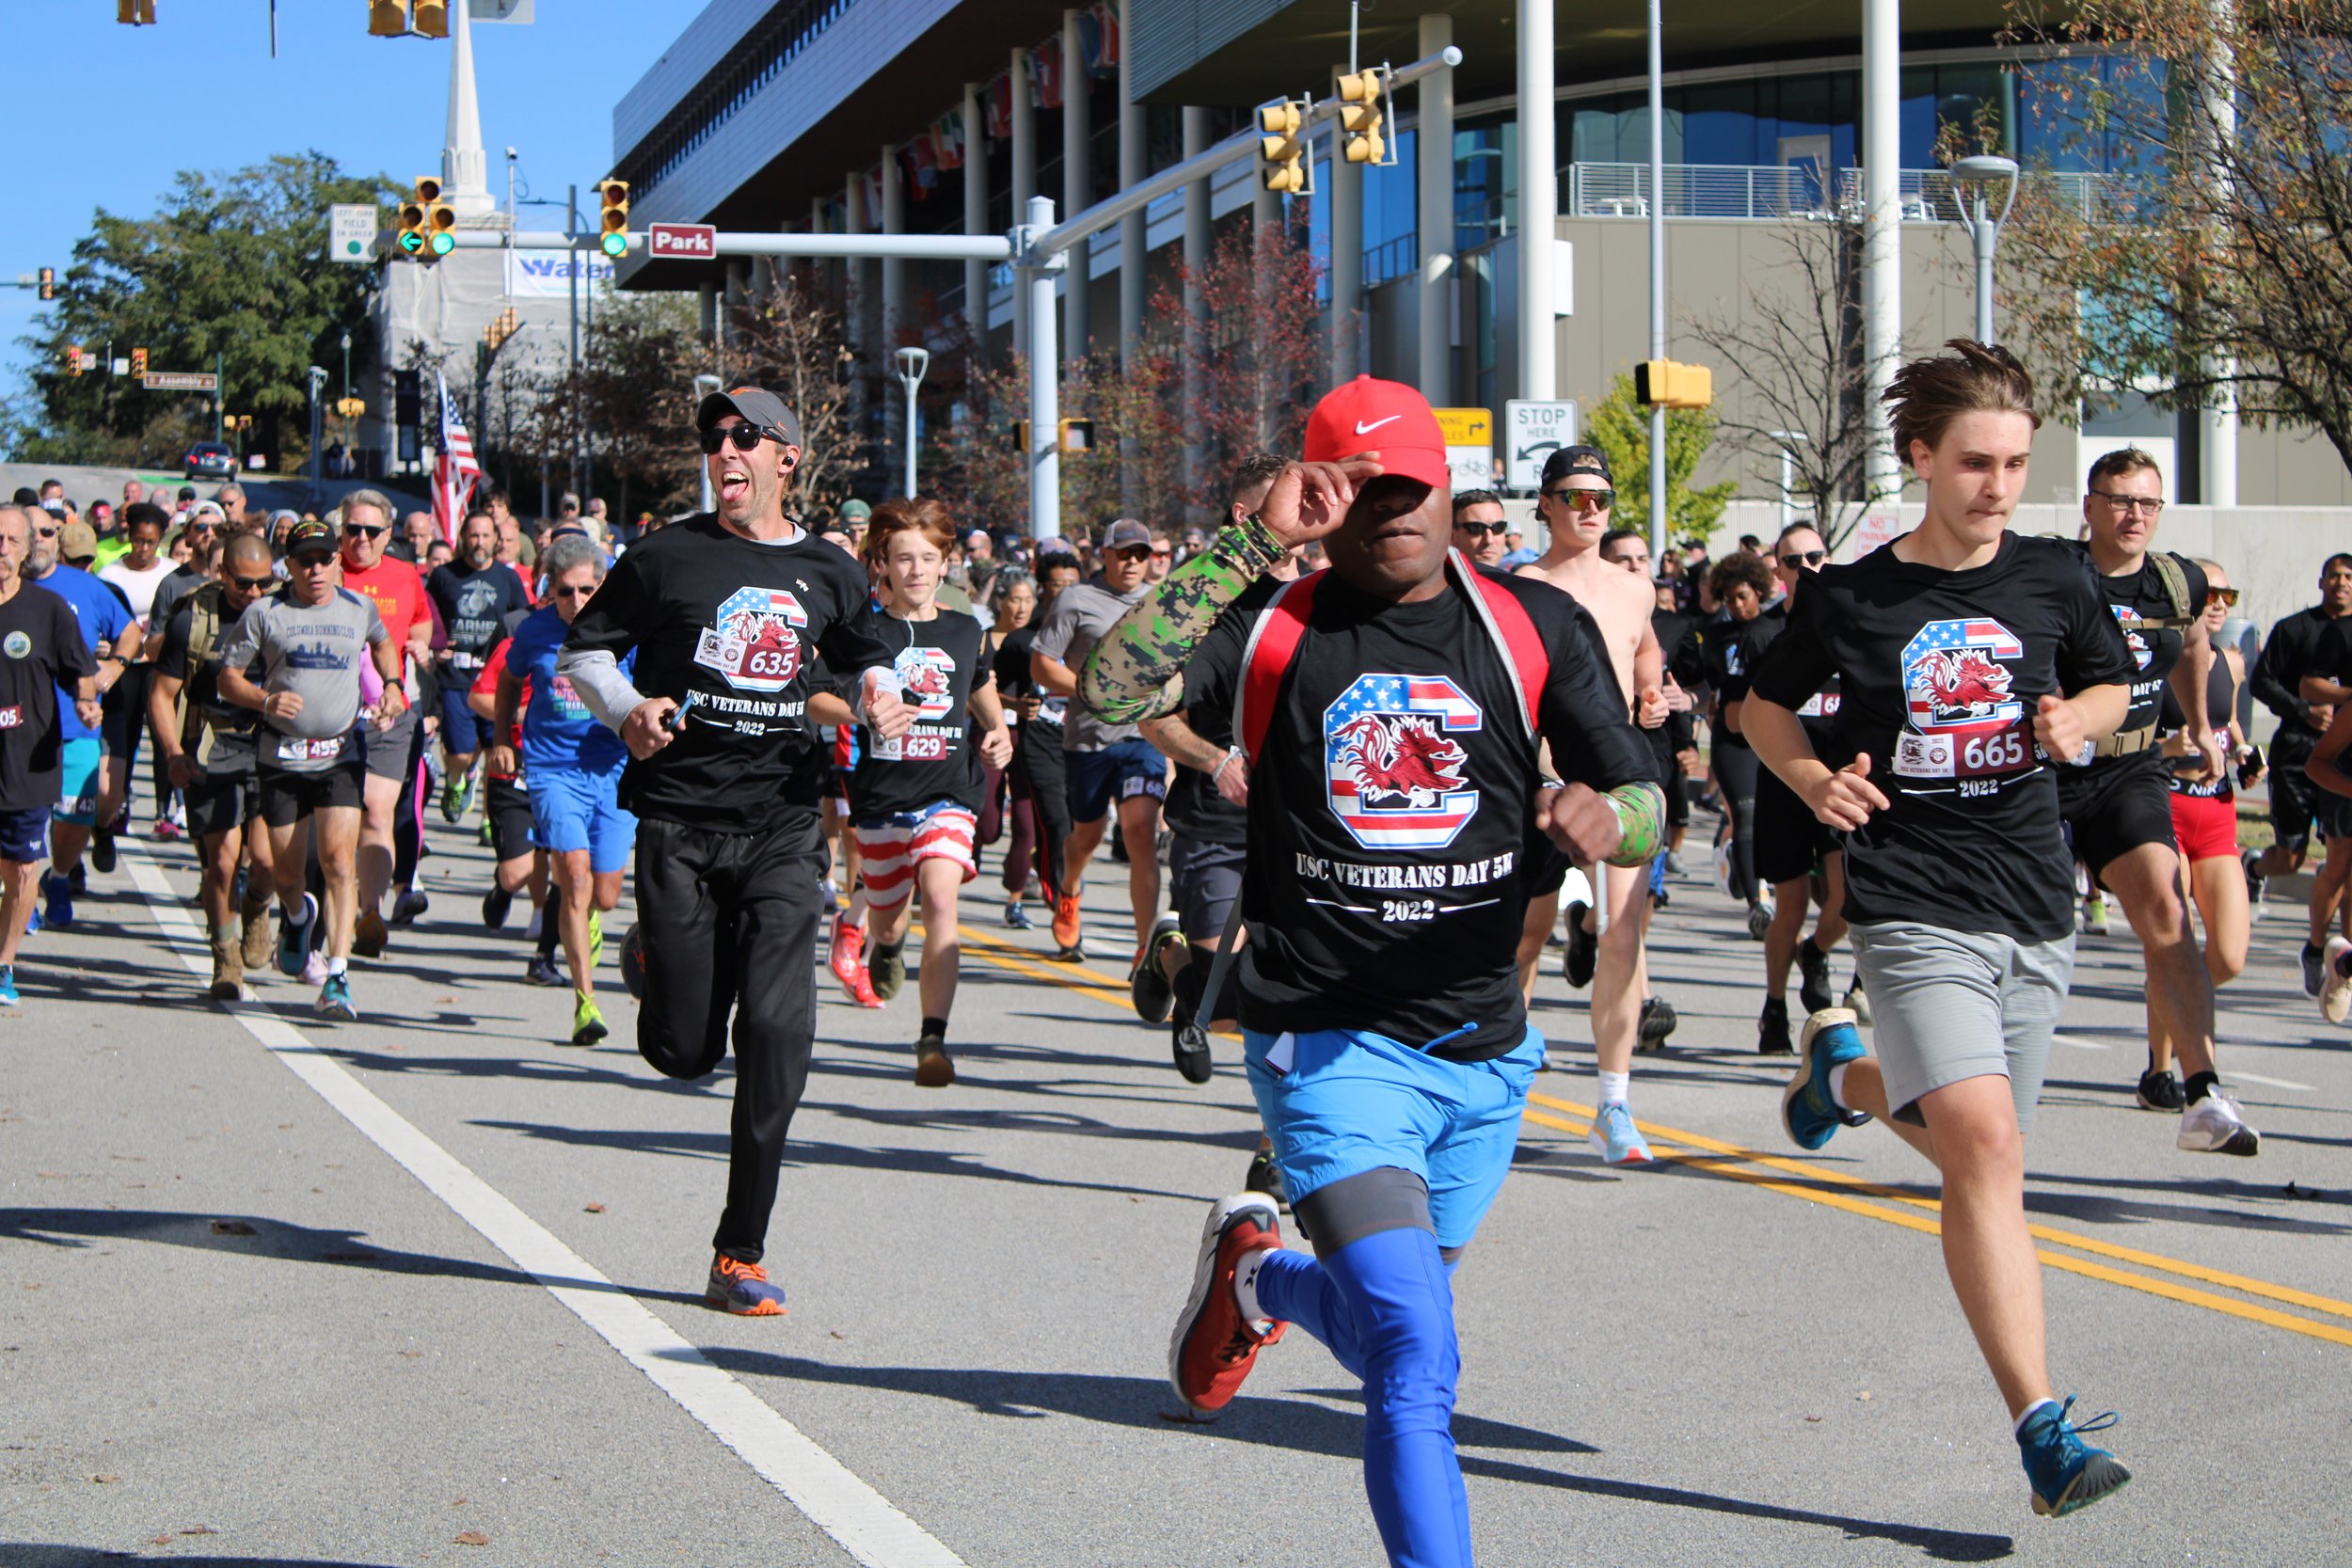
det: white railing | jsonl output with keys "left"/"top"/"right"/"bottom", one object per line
{"left": 1567, "top": 163, "right": 2120, "bottom": 222}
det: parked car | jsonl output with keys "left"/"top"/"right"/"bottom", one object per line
{"left": 183, "top": 441, "right": 236, "bottom": 480}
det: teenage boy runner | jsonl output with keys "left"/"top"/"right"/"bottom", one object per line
{"left": 0, "top": 506, "right": 100, "bottom": 1005}
{"left": 1082, "top": 377, "right": 1662, "bottom": 1568}
{"left": 1744, "top": 340, "right": 2137, "bottom": 1519}
{"left": 148, "top": 530, "right": 280, "bottom": 998}
{"left": 430, "top": 508, "right": 532, "bottom": 821}
{"left": 2058, "top": 449, "right": 2258, "bottom": 1150}
{"left": 834, "top": 499, "right": 1011, "bottom": 1085}
{"left": 557, "top": 386, "right": 910, "bottom": 1316}
{"left": 215, "top": 518, "right": 407, "bottom": 1021}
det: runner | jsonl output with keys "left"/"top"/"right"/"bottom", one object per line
{"left": 99, "top": 504, "right": 177, "bottom": 843}
{"left": 556, "top": 385, "right": 910, "bottom": 1317}
{"left": 491, "top": 534, "right": 631, "bottom": 1044}
{"left": 1597, "top": 526, "right": 1703, "bottom": 1006}
{"left": 1004, "top": 548, "right": 1081, "bottom": 934}
{"left": 1514, "top": 446, "right": 1677, "bottom": 1159}
{"left": 1744, "top": 340, "right": 2136, "bottom": 1518}
{"left": 1448, "top": 489, "right": 1509, "bottom": 569}
{"left": 977, "top": 570, "right": 1041, "bottom": 928}
{"left": 2245, "top": 553, "right": 2352, "bottom": 940}
{"left": 1083, "top": 377, "right": 1663, "bottom": 1567}
{"left": 215, "top": 517, "right": 407, "bottom": 1021}
{"left": 2159, "top": 559, "right": 2257, "bottom": 1033}
{"left": 0, "top": 506, "right": 100, "bottom": 1005}
{"left": 147, "top": 530, "right": 279, "bottom": 999}
{"left": 333, "top": 491, "right": 435, "bottom": 956}
{"left": 1699, "top": 549, "right": 1782, "bottom": 940}
{"left": 2057, "top": 449, "right": 2258, "bottom": 1149}
{"left": 837, "top": 499, "right": 1011, "bottom": 1085}
{"left": 1030, "top": 518, "right": 1167, "bottom": 964}
{"left": 468, "top": 617, "right": 560, "bottom": 984}
{"left": 428, "top": 508, "right": 531, "bottom": 823}
{"left": 25, "top": 515, "right": 135, "bottom": 927}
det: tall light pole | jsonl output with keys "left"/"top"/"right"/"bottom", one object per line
{"left": 1951, "top": 155, "right": 2020, "bottom": 345}
{"left": 896, "top": 345, "right": 930, "bottom": 499}
{"left": 1645, "top": 0, "right": 1669, "bottom": 559}
{"left": 1769, "top": 429, "right": 1808, "bottom": 531}
{"left": 692, "top": 372, "right": 723, "bottom": 515}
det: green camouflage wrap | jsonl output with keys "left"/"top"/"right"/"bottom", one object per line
{"left": 1079, "top": 513, "right": 1291, "bottom": 724}
{"left": 1602, "top": 780, "right": 1667, "bottom": 868}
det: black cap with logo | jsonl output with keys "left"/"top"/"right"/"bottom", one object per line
{"left": 1540, "top": 444, "right": 1613, "bottom": 487}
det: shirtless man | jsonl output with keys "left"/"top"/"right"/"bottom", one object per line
{"left": 1514, "top": 446, "right": 1674, "bottom": 1163}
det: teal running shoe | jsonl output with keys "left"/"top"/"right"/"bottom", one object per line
{"left": 1782, "top": 1007, "right": 1871, "bottom": 1150}
{"left": 2018, "top": 1396, "right": 2130, "bottom": 1518}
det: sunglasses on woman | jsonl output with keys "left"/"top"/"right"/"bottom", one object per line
{"left": 2206, "top": 586, "right": 2240, "bottom": 607}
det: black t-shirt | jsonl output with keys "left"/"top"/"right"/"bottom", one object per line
{"left": 428, "top": 560, "right": 533, "bottom": 671}
{"left": 845, "top": 606, "right": 993, "bottom": 818}
{"left": 0, "top": 586, "right": 99, "bottom": 812}
{"left": 1750, "top": 533, "right": 2135, "bottom": 942}
{"left": 1186, "top": 564, "right": 1657, "bottom": 1060}
{"left": 1702, "top": 605, "right": 1784, "bottom": 751}
{"left": 2252, "top": 605, "right": 2345, "bottom": 739}
{"left": 1651, "top": 608, "right": 1703, "bottom": 752}
{"left": 561, "top": 515, "right": 897, "bottom": 832}
{"left": 1165, "top": 578, "right": 1280, "bottom": 848}
{"left": 2070, "top": 544, "right": 2206, "bottom": 772}
{"left": 158, "top": 584, "right": 268, "bottom": 774}
{"left": 994, "top": 621, "right": 1070, "bottom": 746}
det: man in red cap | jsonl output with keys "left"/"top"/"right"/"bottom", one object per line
{"left": 1080, "top": 375, "right": 1664, "bottom": 1568}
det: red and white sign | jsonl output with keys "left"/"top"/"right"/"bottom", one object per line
{"left": 647, "top": 223, "right": 719, "bottom": 259}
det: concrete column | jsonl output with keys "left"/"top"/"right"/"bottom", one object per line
{"left": 697, "top": 282, "right": 719, "bottom": 347}
{"left": 845, "top": 172, "right": 867, "bottom": 364}
{"left": 1416, "top": 13, "right": 1454, "bottom": 404}
{"left": 1118, "top": 0, "right": 1146, "bottom": 373}
{"left": 1183, "top": 106, "right": 1212, "bottom": 506}
{"left": 963, "top": 81, "right": 990, "bottom": 356}
{"left": 1516, "top": 0, "right": 1556, "bottom": 400}
{"left": 1329, "top": 73, "right": 1364, "bottom": 383}
{"left": 1011, "top": 47, "right": 1039, "bottom": 367}
{"left": 882, "top": 142, "right": 906, "bottom": 352}
{"left": 1861, "top": 0, "right": 1902, "bottom": 498}
{"left": 2203, "top": 388, "right": 2239, "bottom": 506}
{"left": 1062, "top": 8, "right": 1091, "bottom": 366}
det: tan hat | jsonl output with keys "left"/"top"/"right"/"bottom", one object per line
{"left": 58, "top": 521, "right": 99, "bottom": 561}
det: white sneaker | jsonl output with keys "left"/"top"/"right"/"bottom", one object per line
{"left": 2323, "top": 936, "right": 2352, "bottom": 1024}
{"left": 525, "top": 908, "right": 545, "bottom": 942}
{"left": 1746, "top": 898, "right": 1776, "bottom": 941}
{"left": 2177, "top": 1087, "right": 2261, "bottom": 1157}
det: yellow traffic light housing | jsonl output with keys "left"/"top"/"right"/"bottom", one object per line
{"left": 117, "top": 0, "right": 156, "bottom": 24}
{"left": 597, "top": 180, "right": 631, "bottom": 259}
{"left": 369, "top": 0, "right": 408, "bottom": 37}
{"left": 1257, "top": 99, "right": 1312, "bottom": 196}
{"left": 1339, "top": 69, "right": 1390, "bottom": 166}
{"left": 396, "top": 177, "right": 437, "bottom": 256}
{"left": 412, "top": 0, "right": 449, "bottom": 38}
{"left": 484, "top": 308, "right": 520, "bottom": 350}
{"left": 131, "top": 347, "right": 149, "bottom": 378}
{"left": 428, "top": 197, "right": 458, "bottom": 257}
{"left": 1635, "top": 359, "right": 1715, "bottom": 409}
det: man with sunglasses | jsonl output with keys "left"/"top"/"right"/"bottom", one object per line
{"left": 336, "top": 491, "right": 436, "bottom": 948}
{"left": 150, "top": 530, "right": 281, "bottom": 998}
{"left": 2062, "top": 449, "right": 2258, "bottom": 1152}
{"left": 1449, "top": 489, "right": 1510, "bottom": 568}
{"left": 1516, "top": 446, "right": 1677, "bottom": 1160}
{"left": 558, "top": 385, "right": 912, "bottom": 1317}
{"left": 24, "top": 512, "right": 135, "bottom": 929}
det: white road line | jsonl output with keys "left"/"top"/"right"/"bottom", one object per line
{"left": 2230, "top": 1070, "right": 2317, "bottom": 1092}
{"left": 124, "top": 847, "right": 966, "bottom": 1568}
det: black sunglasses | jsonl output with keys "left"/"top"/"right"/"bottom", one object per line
{"left": 1454, "top": 521, "right": 1507, "bottom": 538}
{"left": 342, "top": 524, "right": 389, "bottom": 538}
{"left": 1779, "top": 549, "right": 1827, "bottom": 569}
{"left": 229, "top": 573, "right": 275, "bottom": 591}
{"left": 699, "top": 423, "right": 786, "bottom": 454}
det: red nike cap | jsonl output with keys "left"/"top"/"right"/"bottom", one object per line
{"left": 1302, "top": 374, "right": 1449, "bottom": 489}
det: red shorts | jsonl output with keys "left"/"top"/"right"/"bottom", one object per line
{"left": 2169, "top": 788, "right": 2238, "bottom": 863}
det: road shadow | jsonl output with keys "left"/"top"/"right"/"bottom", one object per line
{"left": 0, "top": 1207, "right": 540, "bottom": 1289}
{"left": 1, "top": 1548, "right": 402, "bottom": 1568}
{"left": 2026, "top": 1173, "right": 2352, "bottom": 1228}
{"left": 799, "top": 1099, "right": 1264, "bottom": 1156}
{"left": 683, "top": 1351, "right": 2010, "bottom": 1562}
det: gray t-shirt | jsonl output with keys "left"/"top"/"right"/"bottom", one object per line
{"left": 1031, "top": 574, "right": 1149, "bottom": 752}
{"left": 216, "top": 588, "right": 387, "bottom": 772}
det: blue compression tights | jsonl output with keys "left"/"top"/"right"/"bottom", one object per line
{"left": 1253, "top": 1227, "right": 1470, "bottom": 1568}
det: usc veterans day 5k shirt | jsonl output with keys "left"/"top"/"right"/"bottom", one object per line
{"left": 560, "top": 515, "right": 898, "bottom": 833}
{"left": 844, "top": 605, "right": 993, "bottom": 819}
{"left": 1750, "top": 533, "right": 2136, "bottom": 942}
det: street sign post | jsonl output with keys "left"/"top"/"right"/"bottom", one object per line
{"left": 1504, "top": 399, "right": 1579, "bottom": 491}
{"left": 329, "top": 204, "right": 378, "bottom": 264}
{"left": 142, "top": 372, "right": 219, "bottom": 392}
{"left": 647, "top": 223, "right": 719, "bottom": 260}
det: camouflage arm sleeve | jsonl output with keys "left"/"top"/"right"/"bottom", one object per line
{"left": 1601, "top": 781, "right": 1666, "bottom": 868}
{"left": 1079, "top": 513, "right": 1291, "bottom": 724}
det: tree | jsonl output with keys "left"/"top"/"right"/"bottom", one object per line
{"left": 1170, "top": 214, "right": 1330, "bottom": 515}
{"left": 16, "top": 152, "right": 390, "bottom": 467}
{"left": 1687, "top": 225, "right": 1902, "bottom": 548}
{"left": 1582, "top": 373, "right": 1738, "bottom": 545}
{"left": 580, "top": 290, "right": 704, "bottom": 519}
{"left": 2002, "top": 0, "right": 2352, "bottom": 473}
{"left": 723, "top": 271, "right": 867, "bottom": 516}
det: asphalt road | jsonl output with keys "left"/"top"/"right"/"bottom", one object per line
{"left": 4, "top": 816, "right": 2347, "bottom": 1568}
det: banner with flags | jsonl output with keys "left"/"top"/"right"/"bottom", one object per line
{"left": 985, "top": 71, "right": 1012, "bottom": 139}
{"left": 934, "top": 109, "right": 965, "bottom": 170}
{"left": 1031, "top": 37, "right": 1063, "bottom": 109}
{"left": 1080, "top": 3, "right": 1120, "bottom": 76}
{"left": 433, "top": 370, "right": 482, "bottom": 547}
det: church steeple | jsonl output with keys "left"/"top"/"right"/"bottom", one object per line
{"left": 440, "top": 0, "right": 495, "bottom": 216}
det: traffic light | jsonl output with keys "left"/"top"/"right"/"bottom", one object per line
{"left": 1058, "top": 417, "right": 1095, "bottom": 453}
{"left": 64, "top": 345, "right": 84, "bottom": 377}
{"left": 131, "top": 347, "right": 149, "bottom": 378}
{"left": 412, "top": 0, "right": 449, "bottom": 38}
{"left": 396, "top": 177, "right": 435, "bottom": 256}
{"left": 369, "top": 0, "right": 407, "bottom": 37}
{"left": 1338, "top": 69, "right": 1388, "bottom": 166}
{"left": 596, "top": 180, "right": 630, "bottom": 259}
{"left": 36, "top": 267, "right": 53, "bottom": 302}
{"left": 336, "top": 397, "right": 367, "bottom": 420}
{"left": 1634, "top": 359, "right": 1715, "bottom": 409}
{"left": 1257, "top": 99, "right": 1311, "bottom": 196}
{"left": 427, "top": 187, "right": 457, "bottom": 257}
{"left": 484, "top": 308, "right": 519, "bottom": 350}
{"left": 117, "top": 0, "right": 156, "bottom": 24}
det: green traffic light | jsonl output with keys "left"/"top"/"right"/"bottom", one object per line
{"left": 430, "top": 231, "right": 456, "bottom": 257}
{"left": 398, "top": 231, "right": 424, "bottom": 254}
{"left": 601, "top": 232, "right": 628, "bottom": 259}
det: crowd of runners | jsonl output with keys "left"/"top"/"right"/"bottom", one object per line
{"left": 8, "top": 338, "right": 2352, "bottom": 1562}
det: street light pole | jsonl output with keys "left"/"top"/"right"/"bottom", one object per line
{"left": 895, "top": 345, "right": 930, "bottom": 499}
{"left": 1769, "top": 429, "right": 1808, "bottom": 531}
{"left": 692, "top": 372, "right": 723, "bottom": 515}
{"left": 1950, "top": 155, "right": 2020, "bottom": 344}
{"left": 1645, "top": 0, "right": 1669, "bottom": 560}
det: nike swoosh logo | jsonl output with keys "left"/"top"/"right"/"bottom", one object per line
{"left": 1353, "top": 415, "right": 1402, "bottom": 436}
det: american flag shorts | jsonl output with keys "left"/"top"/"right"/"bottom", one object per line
{"left": 851, "top": 801, "right": 978, "bottom": 910}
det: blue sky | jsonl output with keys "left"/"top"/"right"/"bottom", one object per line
{"left": 1, "top": 0, "right": 673, "bottom": 386}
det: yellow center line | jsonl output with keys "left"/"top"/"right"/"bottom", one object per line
{"left": 928, "top": 915, "right": 2352, "bottom": 1350}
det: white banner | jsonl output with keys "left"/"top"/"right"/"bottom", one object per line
{"left": 505, "top": 249, "right": 615, "bottom": 297}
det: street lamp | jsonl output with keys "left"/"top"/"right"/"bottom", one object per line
{"left": 1949, "top": 154, "right": 2021, "bottom": 346}
{"left": 692, "top": 372, "right": 723, "bottom": 515}
{"left": 1769, "top": 430, "right": 1809, "bottom": 532}
{"left": 895, "top": 345, "right": 930, "bottom": 499}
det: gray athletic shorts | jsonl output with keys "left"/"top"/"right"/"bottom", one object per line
{"left": 1849, "top": 920, "right": 2075, "bottom": 1133}
{"left": 1168, "top": 834, "right": 1246, "bottom": 944}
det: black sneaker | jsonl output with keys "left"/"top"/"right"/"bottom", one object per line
{"left": 1797, "top": 942, "right": 1835, "bottom": 1016}
{"left": 483, "top": 884, "right": 515, "bottom": 929}
{"left": 914, "top": 1030, "right": 954, "bottom": 1088}
{"left": 2302, "top": 942, "right": 2326, "bottom": 999}
{"left": 2240, "top": 847, "right": 2265, "bottom": 907}
{"left": 1243, "top": 1148, "right": 1289, "bottom": 1209}
{"left": 2135, "top": 1067, "right": 2185, "bottom": 1114}
{"left": 1171, "top": 1020, "right": 1214, "bottom": 1085}
{"left": 1757, "top": 997, "right": 1794, "bottom": 1055}
{"left": 90, "top": 828, "right": 117, "bottom": 875}
{"left": 869, "top": 943, "right": 906, "bottom": 1002}
{"left": 1635, "top": 995, "right": 1677, "bottom": 1052}
{"left": 1562, "top": 900, "right": 1597, "bottom": 989}
{"left": 1131, "top": 912, "right": 1183, "bottom": 1024}
{"left": 525, "top": 953, "right": 563, "bottom": 987}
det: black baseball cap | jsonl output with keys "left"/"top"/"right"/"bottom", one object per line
{"left": 695, "top": 385, "right": 803, "bottom": 448}
{"left": 284, "top": 518, "right": 337, "bottom": 558}
{"left": 1541, "top": 445, "right": 1613, "bottom": 487}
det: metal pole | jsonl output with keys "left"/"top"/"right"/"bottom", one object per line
{"left": 1861, "top": 0, "right": 1902, "bottom": 500}
{"left": 566, "top": 183, "right": 581, "bottom": 498}
{"left": 215, "top": 351, "right": 226, "bottom": 444}
{"left": 905, "top": 385, "right": 919, "bottom": 499}
{"left": 1973, "top": 192, "right": 1996, "bottom": 344}
{"left": 1517, "top": 0, "right": 1556, "bottom": 403}
{"left": 1646, "top": 0, "right": 1668, "bottom": 558}
{"left": 1024, "top": 196, "right": 1061, "bottom": 542}
{"left": 1416, "top": 14, "right": 1455, "bottom": 406}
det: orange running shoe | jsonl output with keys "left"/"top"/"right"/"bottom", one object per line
{"left": 1051, "top": 892, "right": 1084, "bottom": 958}
{"left": 706, "top": 1253, "right": 787, "bottom": 1315}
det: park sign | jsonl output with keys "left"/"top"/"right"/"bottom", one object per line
{"left": 647, "top": 223, "right": 720, "bottom": 260}
{"left": 143, "top": 372, "right": 218, "bottom": 392}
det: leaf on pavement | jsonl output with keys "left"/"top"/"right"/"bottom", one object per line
{"left": 91, "top": 1473, "right": 119, "bottom": 1483}
{"left": 583, "top": 1202, "right": 606, "bottom": 1213}
{"left": 182, "top": 1525, "right": 217, "bottom": 1535}
{"left": 454, "top": 1529, "right": 491, "bottom": 1546}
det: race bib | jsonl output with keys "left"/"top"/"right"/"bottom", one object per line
{"left": 0, "top": 705, "right": 19, "bottom": 730}
{"left": 278, "top": 734, "right": 348, "bottom": 763}
{"left": 1036, "top": 696, "right": 1069, "bottom": 727}
{"left": 1797, "top": 691, "right": 1841, "bottom": 720}
{"left": 871, "top": 733, "right": 950, "bottom": 762}
{"left": 1893, "top": 720, "right": 2031, "bottom": 781}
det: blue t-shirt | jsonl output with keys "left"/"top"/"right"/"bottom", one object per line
{"left": 31, "top": 566, "right": 134, "bottom": 742}
{"left": 504, "top": 603, "right": 628, "bottom": 775}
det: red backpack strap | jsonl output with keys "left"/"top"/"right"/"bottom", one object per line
{"left": 1235, "top": 570, "right": 1323, "bottom": 766}
{"left": 1452, "top": 551, "right": 1549, "bottom": 742}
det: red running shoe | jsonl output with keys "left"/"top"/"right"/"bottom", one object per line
{"left": 829, "top": 916, "right": 866, "bottom": 994}
{"left": 1167, "top": 1194, "right": 1287, "bottom": 1415}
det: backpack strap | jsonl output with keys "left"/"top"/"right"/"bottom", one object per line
{"left": 179, "top": 582, "right": 225, "bottom": 753}
{"left": 1235, "top": 570, "right": 1323, "bottom": 767}
{"left": 1451, "top": 551, "right": 1549, "bottom": 743}
{"left": 2144, "top": 551, "right": 2197, "bottom": 630}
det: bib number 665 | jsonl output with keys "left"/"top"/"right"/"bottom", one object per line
{"left": 1963, "top": 730, "right": 2027, "bottom": 772}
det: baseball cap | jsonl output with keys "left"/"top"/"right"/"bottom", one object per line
{"left": 58, "top": 521, "right": 98, "bottom": 562}
{"left": 1302, "top": 375, "right": 1448, "bottom": 489}
{"left": 188, "top": 500, "right": 226, "bottom": 522}
{"left": 1541, "top": 444, "right": 1613, "bottom": 487}
{"left": 1101, "top": 518, "right": 1152, "bottom": 551}
{"left": 694, "top": 385, "right": 803, "bottom": 448}
{"left": 284, "top": 518, "right": 337, "bottom": 558}
{"left": 839, "top": 499, "right": 872, "bottom": 523}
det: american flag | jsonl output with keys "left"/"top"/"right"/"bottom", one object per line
{"left": 433, "top": 370, "right": 482, "bottom": 547}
